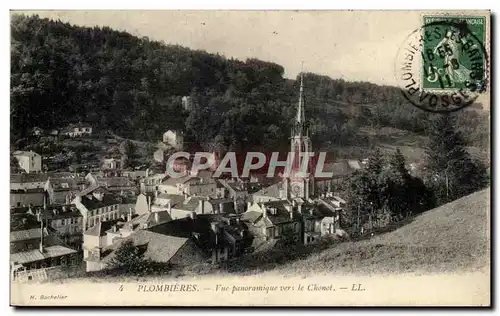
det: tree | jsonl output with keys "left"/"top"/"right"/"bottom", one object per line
{"left": 106, "top": 240, "right": 168, "bottom": 275}
{"left": 119, "top": 140, "right": 137, "bottom": 169}
{"left": 386, "top": 149, "right": 435, "bottom": 220}
{"left": 345, "top": 148, "right": 388, "bottom": 234}
{"left": 10, "top": 154, "right": 23, "bottom": 173}
{"left": 425, "top": 114, "right": 489, "bottom": 204}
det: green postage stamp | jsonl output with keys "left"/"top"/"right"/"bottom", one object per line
{"left": 396, "top": 13, "right": 489, "bottom": 112}
{"left": 421, "top": 15, "right": 487, "bottom": 92}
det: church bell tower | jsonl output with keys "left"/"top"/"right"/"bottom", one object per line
{"left": 287, "top": 66, "right": 314, "bottom": 200}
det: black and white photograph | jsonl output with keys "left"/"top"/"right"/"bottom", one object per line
{"left": 8, "top": 9, "right": 491, "bottom": 306}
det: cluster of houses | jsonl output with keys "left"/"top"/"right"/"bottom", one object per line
{"left": 10, "top": 153, "right": 356, "bottom": 280}
{"left": 31, "top": 123, "right": 93, "bottom": 138}
{"left": 10, "top": 80, "right": 366, "bottom": 281}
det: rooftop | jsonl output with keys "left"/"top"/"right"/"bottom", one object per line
{"left": 206, "top": 198, "right": 236, "bottom": 215}
{"left": 253, "top": 182, "right": 283, "bottom": 199}
{"left": 147, "top": 215, "right": 213, "bottom": 239}
{"left": 10, "top": 188, "right": 45, "bottom": 194}
{"left": 10, "top": 173, "right": 50, "bottom": 183}
{"left": 10, "top": 228, "right": 48, "bottom": 242}
{"left": 161, "top": 175, "right": 191, "bottom": 186}
{"left": 174, "top": 196, "right": 205, "bottom": 212}
{"left": 12, "top": 150, "right": 40, "bottom": 158}
{"left": 262, "top": 200, "right": 301, "bottom": 225}
{"left": 97, "top": 177, "right": 136, "bottom": 188}
{"left": 84, "top": 219, "right": 123, "bottom": 237}
{"left": 99, "top": 230, "right": 191, "bottom": 264}
{"left": 78, "top": 193, "right": 121, "bottom": 210}
{"left": 48, "top": 177, "right": 86, "bottom": 191}
{"left": 155, "top": 193, "right": 186, "bottom": 207}
{"left": 10, "top": 245, "right": 77, "bottom": 265}
{"left": 124, "top": 211, "right": 173, "bottom": 231}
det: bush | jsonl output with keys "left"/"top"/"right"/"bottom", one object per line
{"left": 106, "top": 240, "right": 170, "bottom": 276}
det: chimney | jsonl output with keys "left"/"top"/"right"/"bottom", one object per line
{"left": 147, "top": 196, "right": 152, "bottom": 213}
{"left": 127, "top": 208, "right": 132, "bottom": 222}
{"left": 39, "top": 220, "right": 44, "bottom": 253}
{"left": 199, "top": 200, "right": 204, "bottom": 214}
{"left": 112, "top": 225, "right": 117, "bottom": 233}
{"left": 154, "top": 211, "right": 159, "bottom": 223}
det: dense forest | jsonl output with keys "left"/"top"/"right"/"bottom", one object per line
{"left": 10, "top": 14, "right": 490, "bottom": 154}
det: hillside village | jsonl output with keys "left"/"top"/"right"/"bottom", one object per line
{"left": 10, "top": 14, "right": 490, "bottom": 283}
{"left": 10, "top": 73, "right": 369, "bottom": 282}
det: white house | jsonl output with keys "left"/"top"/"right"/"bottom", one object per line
{"left": 181, "top": 96, "right": 193, "bottom": 111}
{"left": 13, "top": 151, "right": 42, "bottom": 173}
{"left": 102, "top": 158, "right": 121, "bottom": 170}
{"left": 62, "top": 123, "right": 93, "bottom": 137}
{"left": 162, "top": 130, "right": 184, "bottom": 150}
{"left": 72, "top": 186, "right": 123, "bottom": 232}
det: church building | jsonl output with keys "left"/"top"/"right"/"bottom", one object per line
{"left": 284, "top": 71, "right": 315, "bottom": 201}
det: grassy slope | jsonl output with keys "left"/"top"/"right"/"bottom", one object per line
{"left": 277, "top": 188, "right": 490, "bottom": 276}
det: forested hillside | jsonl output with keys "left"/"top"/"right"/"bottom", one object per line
{"left": 10, "top": 14, "right": 489, "bottom": 154}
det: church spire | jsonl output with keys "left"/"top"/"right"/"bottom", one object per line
{"left": 296, "top": 62, "right": 305, "bottom": 124}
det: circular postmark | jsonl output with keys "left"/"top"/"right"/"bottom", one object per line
{"left": 394, "top": 18, "right": 488, "bottom": 113}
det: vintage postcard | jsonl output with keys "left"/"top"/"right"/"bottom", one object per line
{"left": 9, "top": 10, "right": 491, "bottom": 306}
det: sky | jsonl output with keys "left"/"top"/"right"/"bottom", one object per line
{"left": 13, "top": 10, "right": 427, "bottom": 86}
